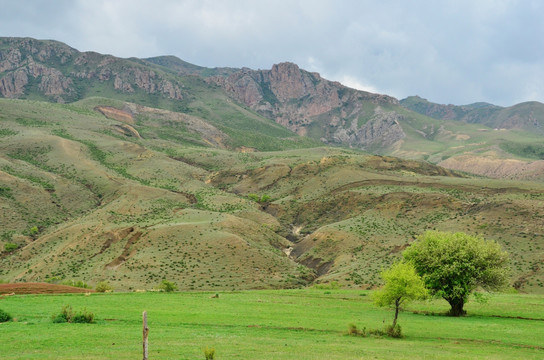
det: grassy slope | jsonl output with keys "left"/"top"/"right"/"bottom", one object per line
{"left": 0, "top": 290, "right": 542, "bottom": 359}
{"left": 1, "top": 98, "right": 543, "bottom": 293}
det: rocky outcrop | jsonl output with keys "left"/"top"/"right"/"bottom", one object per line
{"left": 208, "top": 62, "right": 402, "bottom": 149}
{"left": 0, "top": 37, "right": 183, "bottom": 102}
{"left": 331, "top": 108, "right": 405, "bottom": 149}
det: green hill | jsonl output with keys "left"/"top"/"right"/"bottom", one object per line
{"left": 0, "top": 98, "right": 543, "bottom": 293}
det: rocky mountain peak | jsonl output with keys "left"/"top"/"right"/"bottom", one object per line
{"left": 208, "top": 61, "right": 401, "bottom": 148}
{"left": 0, "top": 37, "right": 183, "bottom": 103}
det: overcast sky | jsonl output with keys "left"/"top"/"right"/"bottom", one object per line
{"left": 1, "top": 0, "right": 543, "bottom": 106}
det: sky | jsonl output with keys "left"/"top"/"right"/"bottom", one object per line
{"left": 1, "top": 0, "right": 543, "bottom": 106}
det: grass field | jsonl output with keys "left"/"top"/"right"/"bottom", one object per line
{"left": 1, "top": 290, "right": 542, "bottom": 359}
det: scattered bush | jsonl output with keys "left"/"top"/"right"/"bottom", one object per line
{"left": 4, "top": 242, "right": 18, "bottom": 252}
{"left": 347, "top": 323, "right": 366, "bottom": 337}
{"left": 0, "top": 309, "right": 12, "bottom": 323}
{"left": 314, "top": 281, "right": 341, "bottom": 290}
{"left": 62, "top": 280, "right": 91, "bottom": 289}
{"left": 52, "top": 305, "right": 94, "bottom": 324}
{"left": 95, "top": 281, "right": 113, "bottom": 293}
{"left": 72, "top": 309, "right": 95, "bottom": 323}
{"left": 248, "top": 193, "right": 271, "bottom": 203}
{"left": 346, "top": 324, "right": 401, "bottom": 338}
{"left": 28, "top": 226, "right": 39, "bottom": 239}
{"left": 203, "top": 346, "right": 215, "bottom": 360}
{"left": 52, "top": 305, "right": 73, "bottom": 323}
{"left": 157, "top": 279, "right": 178, "bottom": 292}
{"left": 386, "top": 324, "right": 402, "bottom": 338}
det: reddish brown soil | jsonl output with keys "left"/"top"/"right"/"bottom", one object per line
{"left": 0, "top": 283, "right": 95, "bottom": 295}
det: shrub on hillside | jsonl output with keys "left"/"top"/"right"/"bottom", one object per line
{"left": 157, "top": 279, "right": 178, "bottom": 292}
{"left": 62, "top": 280, "right": 91, "bottom": 289}
{"left": 4, "top": 242, "right": 18, "bottom": 252}
{"left": 95, "top": 281, "right": 113, "bottom": 293}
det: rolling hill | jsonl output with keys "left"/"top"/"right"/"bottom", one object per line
{"left": 0, "top": 98, "right": 543, "bottom": 293}
{"left": 0, "top": 38, "right": 543, "bottom": 293}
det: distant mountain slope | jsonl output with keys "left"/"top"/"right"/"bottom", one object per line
{"left": 401, "top": 95, "right": 544, "bottom": 134}
{"left": 203, "top": 62, "right": 406, "bottom": 150}
{"left": 0, "top": 37, "right": 183, "bottom": 103}
{"left": 144, "top": 55, "right": 238, "bottom": 77}
{"left": 2, "top": 37, "right": 544, "bottom": 180}
{"left": 0, "top": 37, "right": 319, "bottom": 152}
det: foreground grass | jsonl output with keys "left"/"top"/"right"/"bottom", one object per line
{"left": 0, "top": 290, "right": 542, "bottom": 359}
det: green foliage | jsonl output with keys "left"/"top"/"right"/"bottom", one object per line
{"left": 52, "top": 305, "right": 94, "bottom": 323}
{"left": 157, "top": 279, "right": 178, "bottom": 292}
{"left": 72, "top": 309, "right": 95, "bottom": 323}
{"left": 62, "top": 280, "right": 91, "bottom": 289}
{"left": 347, "top": 323, "right": 366, "bottom": 337}
{"left": 374, "top": 261, "right": 428, "bottom": 308}
{"left": 203, "top": 346, "right": 216, "bottom": 360}
{"left": 0, "top": 309, "right": 12, "bottom": 322}
{"left": 1, "top": 166, "right": 54, "bottom": 190}
{"left": 4, "top": 242, "right": 18, "bottom": 252}
{"left": 51, "top": 305, "right": 73, "bottom": 323}
{"left": 95, "top": 281, "right": 113, "bottom": 293}
{"left": 373, "top": 261, "right": 427, "bottom": 329}
{"left": 248, "top": 193, "right": 271, "bottom": 203}
{"left": 15, "top": 117, "right": 50, "bottom": 127}
{"left": 29, "top": 226, "right": 39, "bottom": 237}
{"left": 386, "top": 324, "right": 402, "bottom": 338}
{"left": 0, "top": 128, "right": 18, "bottom": 137}
{"left": 313, "top": 281, "right": 341, "bottom": 290}
{"left": 0, "top": 186, "right": 13, "bottom": 199}
{"left": 499, "top": 141, "right": 544, "bottom": 160}
{"left": 403, "top": 231, "right": 510, "bottom": 316}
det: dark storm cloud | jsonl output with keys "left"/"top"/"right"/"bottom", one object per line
{"left": 0, "top": 0, "right": 542, "bottom": 106}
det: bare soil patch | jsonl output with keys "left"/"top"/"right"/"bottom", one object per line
{"left": 0, "top": 283, "right": 94, "bottom": 295}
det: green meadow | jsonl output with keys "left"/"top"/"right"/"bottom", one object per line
{"left": 1, "top": 290, "right": 542, "bottom": 359}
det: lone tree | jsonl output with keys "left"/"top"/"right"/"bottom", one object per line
{"left": 403, "top": 231, "right": 509, "bottom": 316}
{"left": 373, "top": 261, "right": 427, "bottom": 331}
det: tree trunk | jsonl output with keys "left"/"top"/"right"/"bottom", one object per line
{"left": 392, "top": 298, "right": 400, "bottom": 328}
{"left": 446, "top": 298, "right": 466, "bottom": 317}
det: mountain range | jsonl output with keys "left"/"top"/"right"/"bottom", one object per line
{"left": 0, "top": 37, "right": 543, "bottom": 293}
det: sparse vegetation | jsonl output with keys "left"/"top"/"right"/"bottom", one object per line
{"left": 61, "top": 280, "right": 91, "bottom": 289}
{"left": 4, "top": 242, "right": 18, "bottom": 252}
{"left": 51, "top": 305, "right": 95, "bottom": 323}
{"left": 157, "top": 279, "right": 178, "bottom": 292}
{"left": 95, "top": 281, "right": 113, "bottom": 293}
{"left": 248, "top": 193, "right": 271, "bottom": 203}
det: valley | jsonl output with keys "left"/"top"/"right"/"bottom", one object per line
{"left": 0, "top": 38, "right": 543, "bottom": 294}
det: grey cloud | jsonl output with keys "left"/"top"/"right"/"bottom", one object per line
{"left": 0, "top": 0, "right": 542, "bottom": 106}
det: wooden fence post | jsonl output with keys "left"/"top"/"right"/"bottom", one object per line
{"left": 143, "top": 311, "right": 149, "bottom": 360}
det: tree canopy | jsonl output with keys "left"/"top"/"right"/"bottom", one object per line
{"left": 373, "top": 261, "right": 427, "bottom": 330}
{"left": 403, "top": 231, "right": 509, "bottom": 316}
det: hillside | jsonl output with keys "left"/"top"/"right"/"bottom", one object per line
{"left": 401, "top": 95, "right": 544, "bottom": 134}
{"left": 3, "top": 37, "right": 544, "bottom": 181}
{"left": 0, "top": 98, "right": 543, "bottom": 293}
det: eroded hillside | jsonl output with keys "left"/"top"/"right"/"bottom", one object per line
{"left": 1, "top": 99, "right": 543, "bottom": 292}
